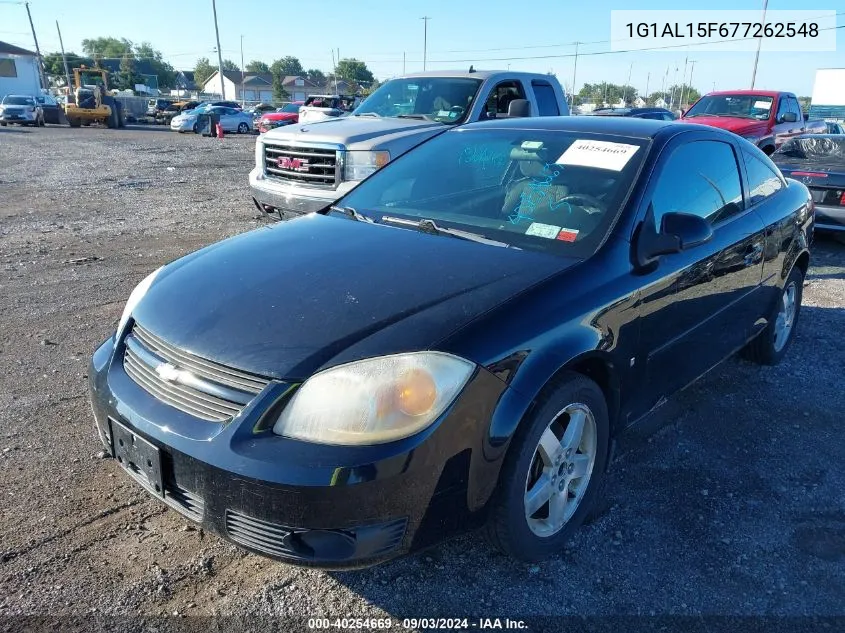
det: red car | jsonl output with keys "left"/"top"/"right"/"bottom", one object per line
{"left": 257, "top": 101, "right": 304, "bottom": 134}
{"left": 682, "top": 90, "right": 826, "bottom": 155}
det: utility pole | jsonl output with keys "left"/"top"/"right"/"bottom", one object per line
{"left": 571, "top": 41, "right": 580, "bottom": 104}
{"left": 686, "top": 61, "right": 697, "bottom": 107}
{"left": 403, "top": 52, "right": 405, "bottom": 75}
{"left": 421, "top": 16, "right": 431, "bottom": 71}
{"left": 24, "top": 2, "right": 47, "bottom": 89}
{"left": 240, "top": 35, "right": 245, "bottom": 105}
{"left": 750, "top": 0, "right": 768, "bottom": 88}
{"left": 211, "top": 0, "right": 226, "bottom": 98}
{"left": 680, "top": 56, "right": 689, "bottom": 108}
{"left": 56, "top": 21, "right": 72, "bottom": 97}
{"left": 331, "top": 49, "right": 338, "bottom": 93}
{"left": 644, "top": 72, "right": 650, "bottom": 103}
{"left": 622, "top": 61, "right": 633, "bottom": 105}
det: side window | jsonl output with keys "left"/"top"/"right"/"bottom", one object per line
{"left": 788, "top": 97, "right": 803, "bottom": 121}
{"left": 483, "top": 81, "right": 526, "bottom": 118}
{"left": 532, "top": 81, "right": 559, "bottom": 116}
{"left": 663, "top": 113, "right": 676, "bottom": 121}
{"left": 651, "top": 141, "right": 744, "bottom": 226}
{"left": 776, "top": 96, "right": 792, "bottom": 122}
{"left": 743, "top": 150, "right": 784, "bottom": 205}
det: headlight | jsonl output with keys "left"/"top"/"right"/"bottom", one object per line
{"left": 343, "top": 150, "right": 390, "bottom": 181}
{"left": 272, "top": 352, "right": 475, "bottom": 445}
{"left": 116, "top": 266, "right": 163, "bottom": 341}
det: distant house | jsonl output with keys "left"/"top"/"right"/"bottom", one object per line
{"left": 282, "top": 75, "right": 320, "bottom": 101}
{"left": 632, "top": 97, "right": 646, "bottom": 108}
{"left": 653, "top": 97, "right": 668, "bottom": 109}
{"left": 175, "top": 70, "right": 196, "bottom": 91}
{"left": 0, "top": 41, "right": 41, "bottom": 99}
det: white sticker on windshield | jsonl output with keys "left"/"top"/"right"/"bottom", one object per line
{"left": 437, "top": 110, "right": 451, "bottom": 118}
{"left": 753, "top": 100, "right": 772, "bottom": 110}
{"left": 521, "top": 140, "right": 544, "bottom": 150}
{"left": 525, "top": 222, "right": 561, "bottom": 239}
{"left": 555, "top": 139, "right": 640, "bottom": 171}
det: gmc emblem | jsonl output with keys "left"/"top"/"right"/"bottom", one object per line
{"left": 278, "top": 156, "right": 310, "bottom": 172}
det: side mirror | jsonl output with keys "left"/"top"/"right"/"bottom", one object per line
{"left": 779, "top": 112, "right": 798, "bottom": 123}
{"left": 635, "top": 208, "right": 713, "bottom": 268}
{"left": 507, "top": 99, "right": 531, "bottom": 118}
{"left": 661, "top": 212, "right": 713, "bottom": 249}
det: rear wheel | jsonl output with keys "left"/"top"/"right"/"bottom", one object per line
{"left": 237, "top": 122, "right": 249, "bottom": 134}
{"left": 744, "top": 266, "right": 804, "bottom": 365}
{"left": 68, "top": 118, "right": 81, "bottom": 128}
{"left": 485, "top": 372, "right": 610, "bottom": 562}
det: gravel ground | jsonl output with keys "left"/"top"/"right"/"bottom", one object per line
{"left": 0, "top": 125, "right": 843, "bottom": 632}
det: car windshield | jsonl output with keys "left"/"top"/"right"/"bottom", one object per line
{"left": 685, "top": 95, "right": 773, "bottom": 120}
{"left": 281, "top": 103, "right": 300, "bottom": 113}
{"left": 353, "top": 77, "right": 483, "bottom": 124}
{"left": 337, "top": 127, "right": 648, "bottom": 258}
{"left": 3, "top": 96, "right": 34, "bottom": 106}
{"left": 774, "top": 136, "right": 845, "bottom": 163}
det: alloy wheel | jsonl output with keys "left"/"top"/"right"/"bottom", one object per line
{"left": 524, "top": 403, "right": 597, "bottom": 537}
{"left": 773, "top": 281, "right": 797, "bottom": 352}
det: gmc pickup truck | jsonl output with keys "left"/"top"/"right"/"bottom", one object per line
{"left": 250, "top": 69, "right": 570, "bottom": 220}
{"left": 682, "top": 90, "right": 826, "bottom": 155}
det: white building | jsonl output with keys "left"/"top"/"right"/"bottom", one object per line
{"left": 810, "top": 68, "right": 845, "bottom": 121}
{"left": 202, "top": 71, "right": 322, "bottom": 103}
{"left": 0, "top": 41, "right": 41, "bottom": 99}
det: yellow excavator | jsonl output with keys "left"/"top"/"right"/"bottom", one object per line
{"left": 63, "top": 66, "right": 125, "bottom": 128}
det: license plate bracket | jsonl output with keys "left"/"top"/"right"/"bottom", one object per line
{"left": 109, "top": 418, "right": 164, "bottom": 499}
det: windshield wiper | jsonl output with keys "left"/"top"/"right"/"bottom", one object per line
{"left": 380, "top": 216, "right": 511, "bottom": 247}
{"left": 396, "top": 114, "right": 429, "bottom": 120}
{"left": 329, "top": 205, "right": 374, "bottom": 223}
{"left": 354, "top": 112, "right": 380, "bottom": 118}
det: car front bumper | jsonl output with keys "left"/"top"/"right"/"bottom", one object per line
{"left": 0, "top": 111, "right": 36, "bottom": 122}
{"left": 814, "top": 204, "right": 845, "bottom": 232}
{"left": 249, "top": 167, "right": 357, "bottom": 221}
{"left": 171, "top": 119, "right": 196, "bottom": 132}
{"left": 88, "top": 333, "right": 511, "bottom": 568}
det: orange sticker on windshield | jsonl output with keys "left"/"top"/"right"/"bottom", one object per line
{"left": 557, "top": 228, "right": 579, "bottom": 242}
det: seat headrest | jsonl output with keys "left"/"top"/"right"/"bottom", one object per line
{"left": 509, "top": 146, "right": 548, "bottom": 162}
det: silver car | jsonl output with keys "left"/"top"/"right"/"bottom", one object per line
{"left": 0, "top": 94, "right": 44, "bottom": 127}
{"left": 171, "top": 106, "right": 253, "bottom": 134}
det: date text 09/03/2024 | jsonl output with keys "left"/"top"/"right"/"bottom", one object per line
{"left": 307, "top": 618, "right": 529, "bottom": 630}
{"left": 625, "top": 22, "right": 819, "bottom": 39}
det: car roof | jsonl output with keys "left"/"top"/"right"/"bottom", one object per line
{"left": 458, "top": 115, "right": 696, "bottom": 140}
{"left": 4, "top": 94, "right": 34, "bottom": 99}
{"left": 704, "top": 90, "right": 788, "bottom": 98}
{"left": 398, "top": 69, "right": 556, "bottom": 82}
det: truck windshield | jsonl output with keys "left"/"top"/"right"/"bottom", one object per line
{"left": 353, "top": 77, "right": 483, "bottom": 124}
{"left": 685, "top": 95, "right": 773, "bottom": 121}
{"left": 337, "top": 127, "right": 647, "bottom": 258}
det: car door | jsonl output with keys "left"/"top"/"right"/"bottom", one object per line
{"left": 632, "top": 135, "right": 766, "bottom": 414}
{"left": 218, "top": 108, "right": 237, "bottom": 131}
{"left": 773, "top": 96, "right": 801, "bottom": 146}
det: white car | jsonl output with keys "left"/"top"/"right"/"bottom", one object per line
{"left": 0, "top": 94, "right": 44, "bottom": 127}
{"left": 171, "top": 106, "right": 253, "bottom": 134}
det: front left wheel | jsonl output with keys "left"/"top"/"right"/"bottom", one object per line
{"left": 485, "top": 372, "right": 610, "bottom": 562}
{"left": 237, "top": 122, "right": 249, "bottom": 134}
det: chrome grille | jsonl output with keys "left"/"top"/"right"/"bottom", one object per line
{"left": 263, "top": 143, "right": 338, "bottom": 187}
{"left": 123, "top": 324, "right": 271, "bottom": 422}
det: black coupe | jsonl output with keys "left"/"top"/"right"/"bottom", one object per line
{"left": 89, "top": 116, "right": 812, "bottom": 568}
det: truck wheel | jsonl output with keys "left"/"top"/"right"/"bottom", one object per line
{"left": 68, "top": 118, "right": 81, "bottom": 128}
{"left": 116, "top": 102, "right": 126, "bottom": 128}
{"left": 0, "top": 122, "right": 6, "bottom": 127}
{"left": 761, "top": 145, "right": 775, "bottom": 156}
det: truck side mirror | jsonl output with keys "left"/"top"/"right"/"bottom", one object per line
{"left": 506, "top": 99, "right": 531, "bottom": 118}
{"left": 779, "top": 112, "right": 798, "bottom": 123}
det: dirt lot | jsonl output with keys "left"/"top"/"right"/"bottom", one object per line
{"left": 0, "top": 125, "right": 843, "bottom": 631}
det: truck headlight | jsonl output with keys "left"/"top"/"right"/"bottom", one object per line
{"left": 116, "top": 266, "right": 163, "bottom": 342}
{"left": 343, "top": 150, "right": 390, "bottom": 181}
{"left": 272, "top": 352, "right": 475, "bottom": 445}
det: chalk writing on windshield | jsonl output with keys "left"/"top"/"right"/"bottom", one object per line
{"left": 507, "top": 162, "right": 572, "bottom": 225}
{"left": 459, "top": 145, "right": 510, "bottom": 170}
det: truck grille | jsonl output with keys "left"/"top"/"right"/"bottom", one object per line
{"left": 263, "top": 144, "right": 339, "bottom": 188}
{"left": 122, "top": 323, "right": 271, "bottom": 422}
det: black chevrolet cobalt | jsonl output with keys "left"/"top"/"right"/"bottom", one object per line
{"left": 89, "top": 116, "right": 812, "bottom": 568}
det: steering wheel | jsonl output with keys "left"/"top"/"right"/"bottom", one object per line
{"left": 556, "top": 193, "right": 607, "bottom": 213}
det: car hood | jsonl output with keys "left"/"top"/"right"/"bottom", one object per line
{"left": 262, "top": 112, "right": 298, "bottom": 121}
{"left": 132, "top": 216, "right": 576, "bottom": 380}
{"left": 682, "top": 115, "right": 768, "bottom": 136}
{"left": 263, "top": 115, "right": 448, "bottom": 146}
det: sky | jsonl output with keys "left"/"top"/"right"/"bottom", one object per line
{"left": 1, "top": 0, "right": 843, "bottom": 98}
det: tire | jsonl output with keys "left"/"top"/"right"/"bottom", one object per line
{"left": 485, "top": 371, "right": 610, "bottom": 562}
{"left": 761, "top": 145, "right": 775, "bottom": 156}
{"left": 744, "top": 266, "right": 804, "bottom": 365}
{"left": 38, "top": 115, "right": 45, "bottom": 127}
{"left": 192, "top": 122, "right": 199, "bottom": 133}
{"left": 832, "top": 233, "right": 845, "bottom": 246}
{"left": 68, "top": 118, "right": 81, "bottom": 128}
{"left": 237, "top": 122, "right": 249, "bottom": 134}
{"left": 0, "top": 122, "right": 6, "bottom": 127}
{"left": 116, "top": 102, "right": 126, "bottom": 128}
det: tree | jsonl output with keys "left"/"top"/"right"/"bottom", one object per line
{"left": 194, "top": 57, "right": 215, "bottom": 87}
{"left": 270, "top": 56, "right": 304, "bottom": 78}
{"left": 43, "top": 51, "right": 94, "bottom": 77}
{"left": 334, "top": 58, "right": 373, "bottom": 86}
{"left": 221, "top": 59, "right": 240, "bottom": 72}
{"left": 134, "top": 41, "right": 176, "bottom": 89}
{"left": 118, "top": 52, "right": 140, "bottom": 91}
{"left": 272, "top": 74, "right": 289, "bottom": 102}
{"left": 665, "top": 84, "right": 700, "bottom": 108}
{"left": 306, "top": 68, "right": 325, "bottom": 85}
{"left": 81, "top": 37, "right": 132, "bottom": 59}
{"left": 246, "top": 60, "right": 270, "bottom": 73}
